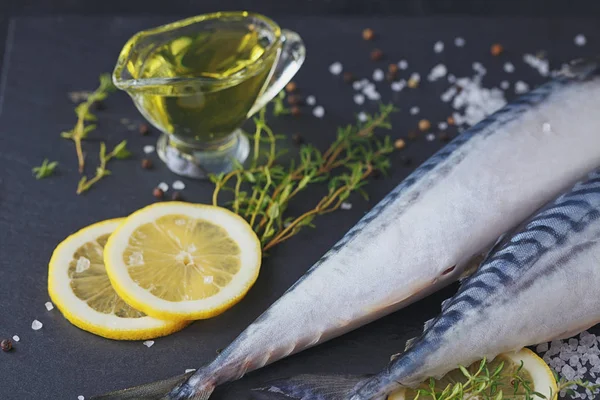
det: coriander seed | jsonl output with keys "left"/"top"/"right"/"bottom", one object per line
{"left": 394, "top": 138, "right": 406, "bottom": 150}
{"left": 1, "top": 339, "right": 12, "bottom": 352}
{"left": 153, "top": 187, "right": 164, "bottom": 199}
{"left": 291, "top": 106, "right": 301, "bottom": 117}
{"left": 370, "top": 49, "right": 383, "bottom": 61}
{"left": 418, "top": 119, "right": 431, "bottom": 132}
{"left": 388, "top": 64, "right": 399, "bottom": 74}
{"left": 362, "top": 28, "right": 374, "bottom": 41}
{"left": 285, "top": 82, "right": 297, "bottom": 92}
{"left": 447, "top": 116, "right": 455, "bottom": 125}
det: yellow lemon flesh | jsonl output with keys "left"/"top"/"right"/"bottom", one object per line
{"left": 388, "top": 348, "right": 557, "bottom": 400}
{"left": 48, "top": 219, "right": 188, "bottom": 340}
{"left": 104, "top": 202, "right": 261, "bottom": 321}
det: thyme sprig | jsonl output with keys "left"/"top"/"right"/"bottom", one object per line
{"left": 32, "top": 159, "right": 58, "bottom": 179}
{"left": 211, "top": 103, "right": 397, "bottom": 252}
{"left": 61, "top": 73, "right": 116, "bottom": 173}
{"left": 404, "top": 356, "right": 600, "bottom": 400}
{"left": 76, "top": 140, "right": 131, "bottom": 194}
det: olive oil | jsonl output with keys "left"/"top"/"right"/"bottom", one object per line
{"left": 126, "top": 25, "right": 277, "bottom": 143}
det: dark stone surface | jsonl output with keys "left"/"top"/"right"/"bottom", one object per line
{"left": 0, "top": 15, "right": 599, "bottom": 400}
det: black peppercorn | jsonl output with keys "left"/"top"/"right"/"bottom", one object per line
{"left": 153, "top": 188, "right": 164, "bottom": 199}
{"left": 139, "top": 123, "right": 150, "bottom": 135}
{"left": 1, "top": 339, "right": 12, "bottom": 352}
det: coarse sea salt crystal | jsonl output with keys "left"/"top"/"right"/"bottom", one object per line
{"left": 143, "top": 145, "right": 155, "bottom": 154}
{"left": 441, "top": 86, "right": 457, "bottom": 102}
{"left": 536, "top": 342, "right": 549, "bottom": 353}
{"left": 172, "top": 180, "right": 185, "bottom": 190}
{"left": 515, "top": 81, "right": 530, "bottom": 94}
{"left": 204, "top": 276, "right": 214, "bottom": 284}
{"left": 449, "top": 72, "right": 507, "bottom": 127}
{"left": 504, "top": 62, "right": 515, "bottom": 73}
{"left": 158, "top": 182, "right": 169, "bottom": 192}
{"left": 306, "top": 95, "right": 316, "bottom": 105}
{"left": 409, "top": 72, "right": 421, "bottom": 83}
{"left": 472, "top": 62, "right": 486, "bottom": 76}
{"left": 357, "top": 112, "right": 368, "bottom": 122}
{"left": 428, "top": 64, "right": 447, "bottom": 81}
{"left": 313, "top": 106, "right": 325, "bottom": 118}
{"left": 454, "top": 37, "right": 466, "bottom": 47}
{"left": 372, "top": 69, "right": 384, "bottom": 81}
{"left": 426, "top": 133, "right": 435, "bottom": 142}
{"left": 364, "top": 90, "right": 381, "bottom": 101}
{"left": 438, "top": 122, "right": 448, "bottom": 130}
{"left": 391, "top": 80, "right": 406, "bottom": 92}
{"left": 45, "top": 302, "right": 54, "bottom": 311}
{"left": 447, "top": 74, "right": 456, "bottom": 83}
{"left": 78, "top": 396, "right": 85, "bottom": 400}
{"left": 32, "top": 320, "right": 43, "bottom": 330}
{"left": 12, "top": 335, "right": 19, "bottom": 342}
{"left": 575, "top": 34, "right": 587, "bottom": 46}
{"left": 409, "top": 106, "right": 420, "bottom": 115}
{"left": 523, "top": 53, "right": 550, "bottom": 77}
{"left": 143, "top": 340, "right": 155, "bottom": 348}
{"left": 185, "top": 369, "right": 196, "bottom": 373}
{"left": 341, "top": 202, "right": 352, "bottom": 210}
{"left": 500, "top": 80, "right": 510, "bottom": 90}
{"left": 75, "top": 257, "right": 90, "bottom": 273}
{"left": 353, "top": 94, "right": 365, "bottom": 105}
{"left": 433, "top": 41, "right": 444, "bottom": 53}
{"left": 352, "top": 81, "right": 363, "bottom": 90}
{"left": 398, "top": 60, "right": 408, "bottom": 70}
{"left": 329, "top": 62, "right": 343, "bottom": 75}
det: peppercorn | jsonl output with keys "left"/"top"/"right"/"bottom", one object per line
{"left": 394, "top": 139, "right": 406, "bottom": 150}
{"left": 447, "top": 116, "right": 455, "bottom": 125}
{"left": 388, "top": 64, "right": 399, "bottom": 74}
{"left": 400, "top": 156, "right": 413, "bottom": 166}
{"left": 291, "top": 106, "right": 301, "bottom": 117}
{"left": 362, "top": 28, "right": 374, "bottom": 41}
{"left": 285, "top": 82, "right": 297, "bottom": 92}
{"left": 343, "top": 71, "right": 355, "bottom": 83}
{"left": 153, "top": 188, "right": 164, "bottom": 199}
{"left": 1, "top": 339, "right": 12, "bottom": 352}
{"left": 287, "top": 95, "right": 303, "bottom": 106}
{"left": 171, "top": 191, "right": 183, "bottom": 201}
{"left": 141, "top": 159, "right": 153, "bottom": 169}
{"left": 94, "top": 100, "right": 106, "bottom": 111}
{"left": 490, "top": 43, "right": 504, "bottom": 56}
{"left": 439, "top": 132, "right": 452, "bottom": 142}
{"left": 407, "top": 131, "right": 418, "bottom": 140}
{"left": 291, "top": 133, "right": 304, "bottom": 145}
{"left": 139, "top": 123, "right": 150, "bottom": 135}
{"left": 370, "top": 49, "right": 383, "bottom": 61}
{"left": 418, "top": 119, "right": 431, "bottom": 132}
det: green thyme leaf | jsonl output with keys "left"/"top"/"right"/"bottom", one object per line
{"left": 32, "top": 159, "right": 58, "bottom": 179}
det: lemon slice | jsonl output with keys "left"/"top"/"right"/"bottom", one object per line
{"left": 48, "top": 219, "right": 188, "bottom": 340}
{"left": 104, "top": 202, "right": 261, "bottom": 321}
{"left": 388, "top": 348, "right": 557, "bottom": 400}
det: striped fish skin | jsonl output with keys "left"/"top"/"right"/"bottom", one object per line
{"left": 350, "top": 168, "right": 600, "bottom": 400}
{"left": 94, "top": 59, "right": 600, "bottom": 400}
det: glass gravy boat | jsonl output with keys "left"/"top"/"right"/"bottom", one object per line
{"left": 113, "top": 12, "right": 305, "bottom": 178}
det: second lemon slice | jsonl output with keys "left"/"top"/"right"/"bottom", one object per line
{"left": 104, "top": 202, "right": 261, "bottom": 321}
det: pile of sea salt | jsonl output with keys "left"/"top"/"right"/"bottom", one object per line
{"left": 442, "top": 62, "right": 507, "bottom": 128}
{"left": 537, "top": 330, "right": 600, "bottom": 399}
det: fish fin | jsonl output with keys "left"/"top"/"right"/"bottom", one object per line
{"left": 90, "top": 371, "right": 213, "bottom": 400}
{"left": 253, "top": 374, "right": 370, "bottom": 400}
{"left": 440, "top": 298, "right": 451, "bottom": 312}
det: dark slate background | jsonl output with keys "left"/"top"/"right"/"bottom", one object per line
{"left": 1, "top": 11, "right": 600, "bottom": 400}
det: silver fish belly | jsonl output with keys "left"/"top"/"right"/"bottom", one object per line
{"left": 95, "top": 61, "right": 600, "bottom": 400}
{"left": 348, "top": 167, "right": 600, "bottom": 400}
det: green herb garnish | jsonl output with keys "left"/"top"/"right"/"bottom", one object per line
{"left": 77, "top": 140, "right": 130, "bottom": 194}
{"left": 32, "top": 159, "right": 58, "bottom": 179}
{"left": 211, "top": 103, "right": 396, "bottom": 252}
{"left": 272, "top": 91, "right": 291, "bottom": 116}
{"left": 61, "top": 73, "right": 115, "bottom": 173}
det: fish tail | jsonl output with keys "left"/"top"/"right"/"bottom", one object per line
{"left": 252, "top": 374, "right": 375, "bottom": 400}
{"left": 90, "top": 370, "right": 215, "bottom": 400}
